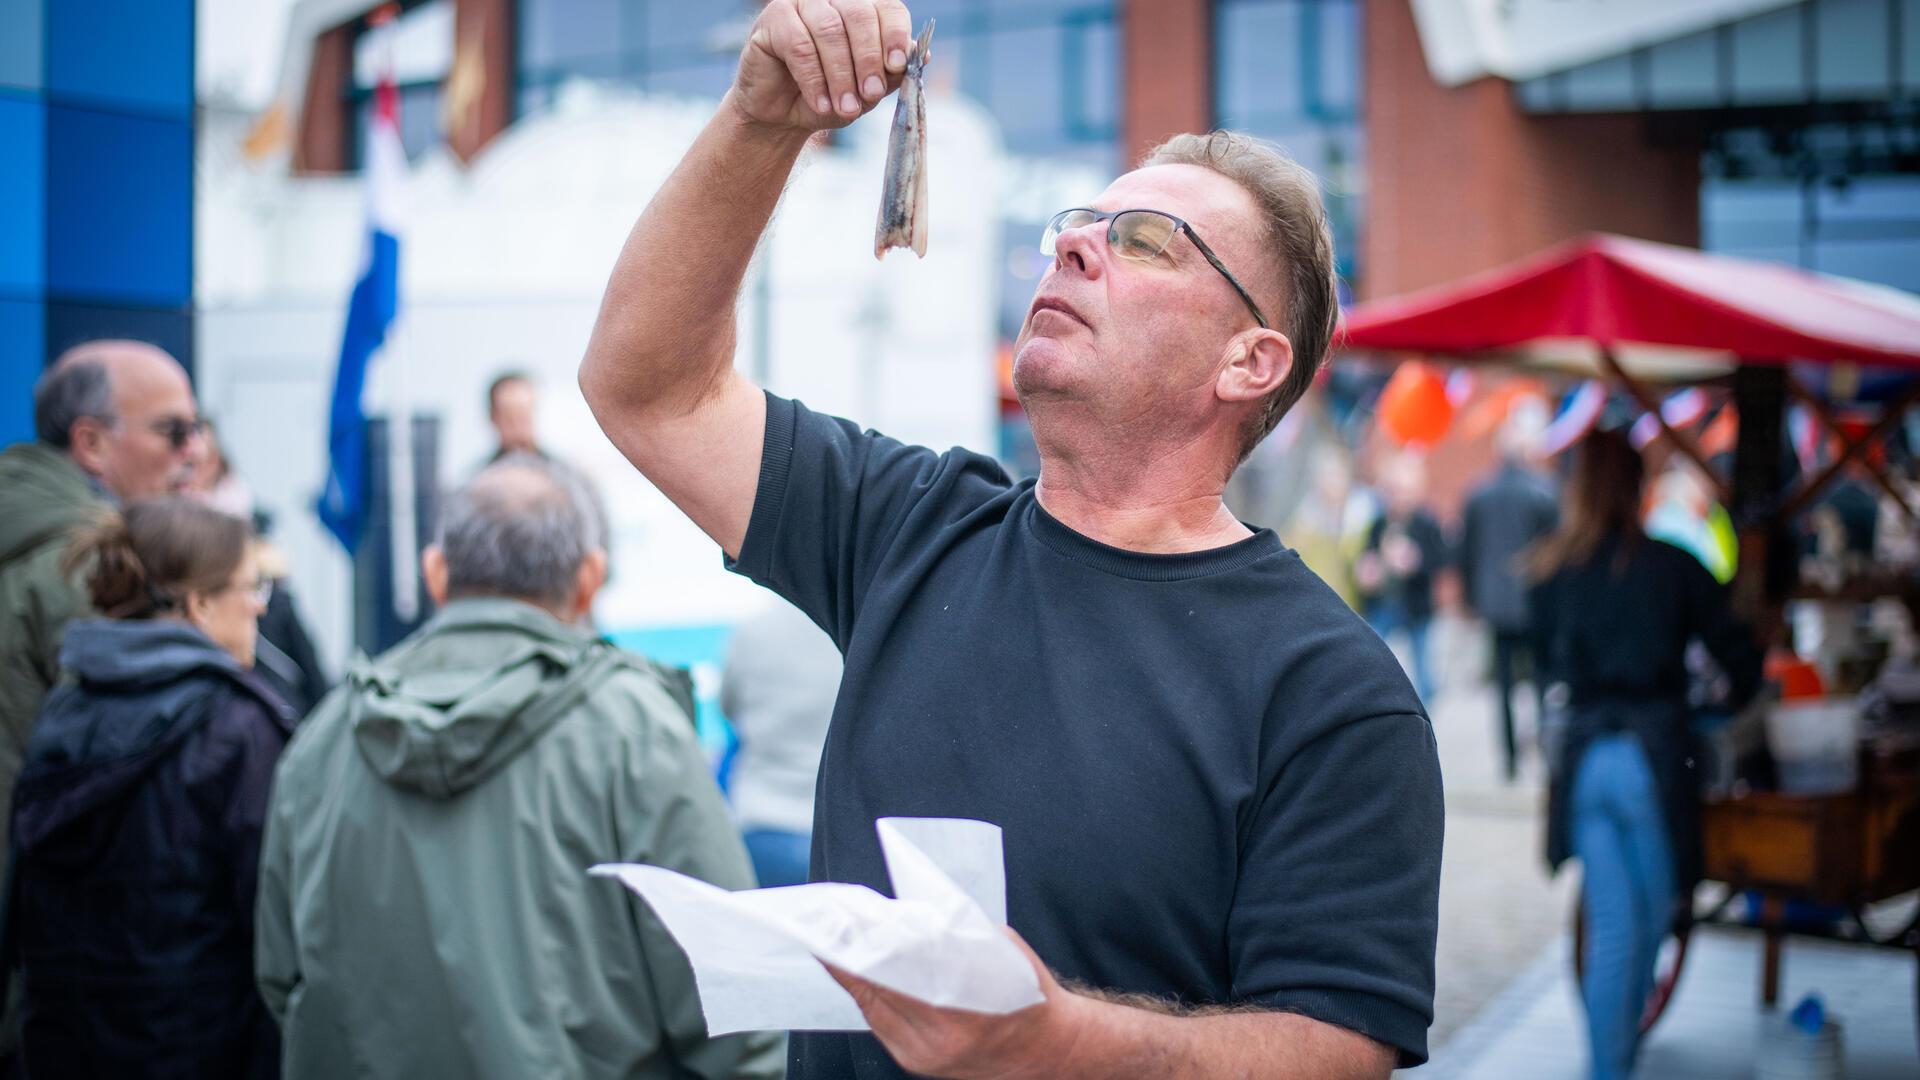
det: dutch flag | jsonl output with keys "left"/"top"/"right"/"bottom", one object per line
{"left": 317, "top": 74, "right": 405, "bottom": 554}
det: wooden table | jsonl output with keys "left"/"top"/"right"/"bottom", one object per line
{"left": 1699, "top": 730, "right": 1920, "bottom": 1005}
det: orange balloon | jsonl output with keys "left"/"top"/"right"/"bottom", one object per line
{"left": 1378, "top": 363, "right": 1454, "bottom": 446}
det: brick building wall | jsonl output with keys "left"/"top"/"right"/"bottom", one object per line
{"left": 1362, "top": 0, "right": 1700, "bottom": 300}
{"left": 1122, "top": 0, "right": 1213, "bottom": 168}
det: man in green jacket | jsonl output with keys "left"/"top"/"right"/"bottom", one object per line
{"left": 256, "top": 461, "right": 783, "bottom": 1079}
{"left": 0, "top": 341, "right": 204, "bottom": 861}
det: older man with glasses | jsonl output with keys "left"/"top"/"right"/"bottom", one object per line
{"left": 581, "top": 3, "right": 1442, "bottom": 1077}
{"left": 0, "top": 340, "right": 205, "bottom": 871}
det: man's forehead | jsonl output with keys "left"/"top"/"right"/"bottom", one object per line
{"left": 1094, "top": 164, "right": 1256, "bottom": 235}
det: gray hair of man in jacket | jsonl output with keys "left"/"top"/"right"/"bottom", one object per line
{"left": 422, "top": 459, "right": 609, "bottom": 622}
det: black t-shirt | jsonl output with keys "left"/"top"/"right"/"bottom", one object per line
{"left": 728, "top": 394, "right": 1444, "bottom": 1074}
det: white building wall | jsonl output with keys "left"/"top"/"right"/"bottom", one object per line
{"left": 197, "top": 88, "right": 1011, "bottom": 672}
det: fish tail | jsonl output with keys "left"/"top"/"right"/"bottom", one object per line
{"left": 907, "top": 19, "right": 934, "bottom": 75}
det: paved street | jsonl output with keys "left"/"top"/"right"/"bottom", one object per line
{"left": 1392, "top": 614, "right": 1579, "bottom": 1055}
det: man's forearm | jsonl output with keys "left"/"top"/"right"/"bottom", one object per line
{"left": 580, "top": 100, "right": 811, "bottom": 418}
{"left": 1051, "top": 994, "right": 1395, "bottom": 1080}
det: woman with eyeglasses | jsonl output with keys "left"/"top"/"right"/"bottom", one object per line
{"left": 8, "top": 497, "right": 292, "bottom": 1079}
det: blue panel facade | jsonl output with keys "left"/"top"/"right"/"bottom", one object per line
{"left": 46, "top": 105, "right": 193, "bottom": 306}
{"left": 0, "top": 0, "right": 43, "bottom": 92}
{"left": 0, "top": 0, "right": 193, "bottom": 439}
{"left": 0, "top": 298, "right": 44, "bottom": 445}
{"left": 45, "top": 0, "right": 193, "bottom": 115}
{"left": 0, "top": 93, "right": 45, "bottom": 295}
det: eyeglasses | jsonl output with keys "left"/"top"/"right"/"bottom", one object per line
{"left": 1040, "top": 208, "right": 1270, "bottom": 330}
{"left": 233, "top": 578, "right": 272, "bottom": 606}
{"left": 147, "top": 416, "right": 208, "bottom": 450}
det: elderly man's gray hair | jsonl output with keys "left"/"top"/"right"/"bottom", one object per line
{"left": 436, "top": 459, "right": 602, "bottom": 606}
{"left": 34, "top": 361, "right": 115, "bottom": 449}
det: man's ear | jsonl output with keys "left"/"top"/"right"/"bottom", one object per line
{"left": 67, "top": 416, "right": 112, "bottom": 477}
{"left": 421, "top": 545, "right": 449, "bottom": 608}
{"left": 571, "top": 549, "right": 609, "bottom": 622}
{"left": 1217, "top": 329, "right": 1293, "bottom": 405}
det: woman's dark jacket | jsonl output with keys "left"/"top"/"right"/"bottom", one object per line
{"left": 6, "top": 618, "right": 294, "bottom": 1079}
{"left": 1529, "top": 535, "right": 1762, "bottom": 900}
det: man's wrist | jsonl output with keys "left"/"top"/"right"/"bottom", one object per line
{"left": 1023, "top": 990, "right": 1142, "bottom": 1080}
{"left": 719, "top": 89, "right": 816, "bottom": 154}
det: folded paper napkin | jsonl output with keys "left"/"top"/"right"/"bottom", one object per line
{"left": 590, "top": 817, "right": 1044, "bottom": 1034}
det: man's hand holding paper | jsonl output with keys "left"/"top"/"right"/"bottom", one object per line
{"left": 590, "top": 817, "right": 1043, "bottom": 1036}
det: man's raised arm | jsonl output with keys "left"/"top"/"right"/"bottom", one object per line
{"left": 580, "top": 0, "right": 913, "bottom": 558}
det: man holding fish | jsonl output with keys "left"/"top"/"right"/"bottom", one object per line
{"left": 581, "top": 2, "right": 1441, "bottom": 1077}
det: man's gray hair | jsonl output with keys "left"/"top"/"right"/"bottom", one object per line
{"left": 436, "top": 459, "right": 602, "bottom": 606}
{"left": 1143, "top": 131, "right": 1340, "bottom": 463}
{"left": 34, "top": 360, "right": 115, "bottom": 449}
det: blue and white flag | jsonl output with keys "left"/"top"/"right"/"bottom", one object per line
{"left": 317, "top": 77, "right": 405, "bottom": 553}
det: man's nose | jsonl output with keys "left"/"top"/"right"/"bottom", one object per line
{"left": 1051, "top": 223, "right": 1103, "bottom": 278}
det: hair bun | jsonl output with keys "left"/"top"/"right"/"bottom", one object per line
{"left": 63, "top": 509, "right": 157, "bottom": 618}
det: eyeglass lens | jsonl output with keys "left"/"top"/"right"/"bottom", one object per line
{"left": 154, "top": 418, "right": 203, "bottom": 449}
{"left": 1040, "top": 210, "right": 1178, "bottom": 262}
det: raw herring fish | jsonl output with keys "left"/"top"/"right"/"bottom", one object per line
{"left": 873, "top": 20, "right": 934, "bottom": 259}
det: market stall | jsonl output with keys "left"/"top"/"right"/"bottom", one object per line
{"left": 1340, "top": 233, "right": 1920, "bottom": 1030}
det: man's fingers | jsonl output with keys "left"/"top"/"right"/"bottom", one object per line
{"left": 876, "top": 1, "right": 913, "bottom": 74}
{"left": 799, "top": 0, "right": 861, "bottom": 118}
{"left": 830, "top": 0, "right": 887, "bottom": 104}
{"left": 767, "top": 0, "right": 831, "bottom": 117}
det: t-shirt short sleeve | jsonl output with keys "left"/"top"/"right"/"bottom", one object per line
{"left": 1229, "top": 711, "right": 1444, "bottom": 1066}
{"left": 727, "top": 393, "right": 1008, "bottom": 649}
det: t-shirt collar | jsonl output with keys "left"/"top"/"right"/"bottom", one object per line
{"left": 1024, "top": 493, "right": 1282, "bottom": 582}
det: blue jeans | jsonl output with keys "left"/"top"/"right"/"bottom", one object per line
{"left": 1368, "top": 603, "right": 1435, "bottom": 704}
{"left": 1573, "top": 734, "right": 1676, "bottom": 1080}
{"left": 743, "top": 829, "right": 812, "bottom": 888}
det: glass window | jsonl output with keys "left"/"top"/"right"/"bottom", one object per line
{"left": 1216, "top": 1, "right": 1305, "bottom": 128}
{"left": 519, "top": 0, "right": 623, "bottom": 72}
{"left": 352, "top": 82, "right": 444, "bottom": 164}
{"left": 646, "top": 60, "right": 738, "bottom": 100}
{"left": 1068, "top": 15, "right": 1119, "bottom": 139}
{"left": 1315, "top": 0, "right": 1360, "bottom": 117}
{"left": 646, "top": 3, "right": 754, "bottom": 60}
{"left": 983, "top": 23, "right": 1067, "bottom": 152}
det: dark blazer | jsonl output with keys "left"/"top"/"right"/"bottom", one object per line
{"left": 1461, "top": 464, "right": 1558, "bottom": 633}
{"left": 8, "top": 619, "right": 293, "bottom": 1079}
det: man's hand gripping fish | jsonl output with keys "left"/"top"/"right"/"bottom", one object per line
{"left": 873, "top": 21, "right": 934, "bottom": 259}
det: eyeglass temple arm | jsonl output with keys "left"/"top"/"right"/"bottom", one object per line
{"left": 1181, "top": 227, "right": 1270, "bottom": 329}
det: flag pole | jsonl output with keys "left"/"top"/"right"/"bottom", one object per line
{"left": 372, "top": 6, "right": 419, "bottom": 625}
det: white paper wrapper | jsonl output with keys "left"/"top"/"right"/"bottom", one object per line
{"left": 590, "top": 817, "right": 1043, "bottom": 1034}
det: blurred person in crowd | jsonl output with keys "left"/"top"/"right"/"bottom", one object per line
{"left": 10, "top": 497, "right": 290, "bottom": 1078}
{"left": 247, "top": 527, "right": 331, "bottom": 719}
{"left": 187, "top": 423, "right": 331, "bottom": 717}
{"left": 1460, "top": 401, "right": 1558, "bottom": 780}
{"left": 1645, "top": 461, "right": 1738, "bottom": 585}
{"left": 0, "top": 341, "right": 204, "bottom": 869}
{"left": 580, "top": 3, "right": 1441, "bottom": 1076}
{"left": 191, "top": 418, "right": 256, "bottom": 520}
{"left": 256, "top": 461, "right": 781, "bottom": 1080}
{"left": 721, "top": 597, "right": 844, "bottom": 887}
{"left": 1282, "top": 445, "right": 1373, "bottom": 611}
{"left": 1357, "top": 454, "right": 1447, "bottom": 703}
{"left": 486, "top": 370, "right": 546, "bottom": 463}
{"left": 1526, "top": 430, "right": 1760, "bottom": 1080}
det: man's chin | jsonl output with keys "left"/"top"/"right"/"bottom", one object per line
{"left": 1010, "top": 339, "right": 1081, "bottom": 399}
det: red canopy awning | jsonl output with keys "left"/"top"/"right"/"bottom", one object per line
{"left": 1340, "top": 234, "right": 1920, "bottom": 377}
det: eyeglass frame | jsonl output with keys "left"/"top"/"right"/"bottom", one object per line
{"left": 1041, "top": 207, "right": 1270, "bottom": 331}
